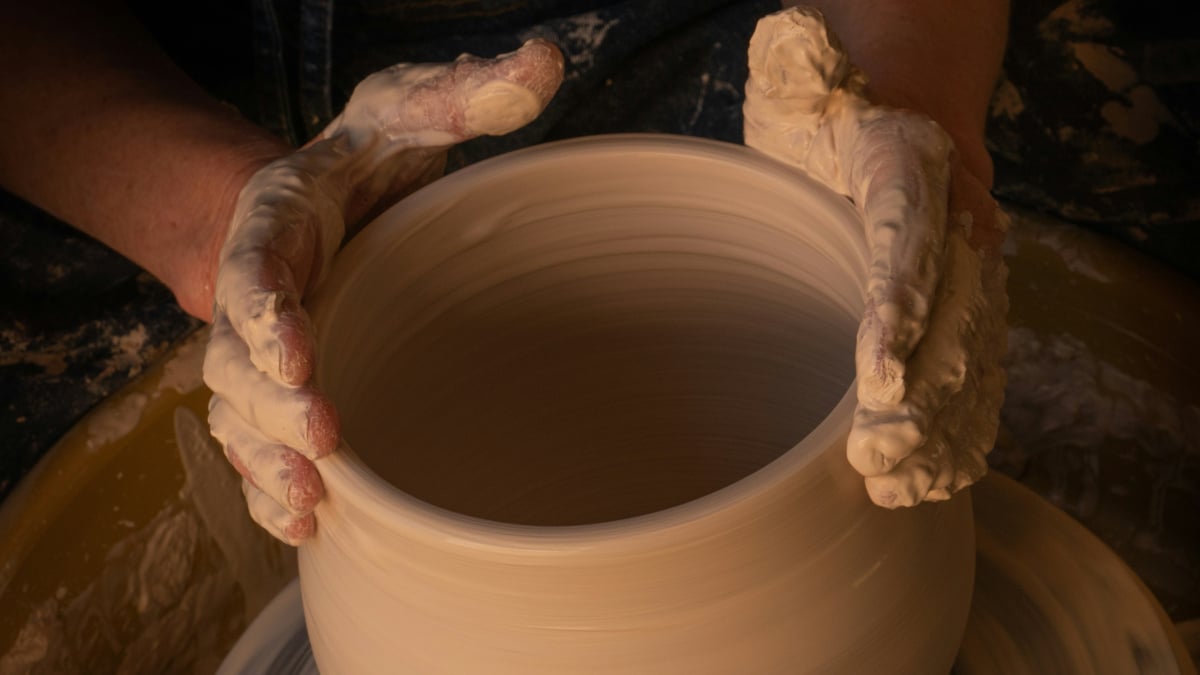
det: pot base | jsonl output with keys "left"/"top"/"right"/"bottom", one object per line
{"left": 218, "top": 471, "right": 1197, "bottom": 675}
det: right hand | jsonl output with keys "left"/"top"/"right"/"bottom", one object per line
{"left": 743, "top": 8, "right": 1009, "bottom": 508}
{"left": 202, "top": 40, "right": 565, "bottom": 544}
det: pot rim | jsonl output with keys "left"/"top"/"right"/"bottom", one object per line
{"left": 307, "top": 133, "right": 867, "bottom": 552}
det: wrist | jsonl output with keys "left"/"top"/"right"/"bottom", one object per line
{"left": 164, "top": 134, "right": 289, "bottom": 321}
{"left": 801, "top": 0, "right": 1007, "bottom": 188}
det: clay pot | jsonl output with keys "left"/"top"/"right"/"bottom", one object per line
{"left": 301, "top": 135, "right": 974, "bottom": 673}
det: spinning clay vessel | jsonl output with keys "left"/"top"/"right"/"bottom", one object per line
{"left": 300, "top": 135, "right": 975, "bottom": 674}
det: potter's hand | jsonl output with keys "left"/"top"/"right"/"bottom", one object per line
{"left": 743, "top": 8, "right": 1008, "bottom": 507}
{"left": 203, "top": 41, "right": 565, "bottom": 544}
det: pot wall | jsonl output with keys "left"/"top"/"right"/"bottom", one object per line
{"left": 300, "top": 135, "right": 974, "bottom": 673}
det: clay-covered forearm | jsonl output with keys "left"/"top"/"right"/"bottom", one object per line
{"left": 0, "top": 0, "right": 289, "bottom": 319}
{"left": 798, "top": 0, "right": 1009, "bottom": 186}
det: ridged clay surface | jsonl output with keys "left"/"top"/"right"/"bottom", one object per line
{"left": 299, "top": 136, "right": 974, "bottom": 674}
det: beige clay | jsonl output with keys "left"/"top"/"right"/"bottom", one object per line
{"left": 299, "top": 136, "right": 974, "bottom": 673}
{"left": 743, "top": 8, "right": 1009, "bottom": 507}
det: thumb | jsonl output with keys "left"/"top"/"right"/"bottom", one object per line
{"left": 325, "top": 38, "right": 565, "bottom": 150}
{"left": 291, "top": 39, "right": 565, "bottom": 238}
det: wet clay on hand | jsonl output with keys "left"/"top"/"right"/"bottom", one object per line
{"left": 743, "top": 8, "right": 1009, "bottom": 508}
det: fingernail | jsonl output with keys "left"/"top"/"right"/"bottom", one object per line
{"left": 464, "top": 80, "right": 541, "bottom": 136}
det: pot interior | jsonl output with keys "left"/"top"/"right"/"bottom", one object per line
{"left": 318, "top": 139, "right": 862, "bottom": 526}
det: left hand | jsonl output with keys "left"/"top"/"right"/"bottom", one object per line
{"left": 743, "top": 7, "right": 1009, "bottom": 507}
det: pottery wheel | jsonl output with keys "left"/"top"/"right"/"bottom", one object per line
{"left": 957, "top": 474, "right": 1194, "bottom": 674}
{"left": 215, "top": 471, "right": 1194, "bottom": 675}
{"left": 1, "top": 205, "right": 1196, "bottom": 674}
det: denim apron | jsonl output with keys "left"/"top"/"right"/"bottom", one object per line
{"left": 2, "top": 0, "right": 1196, "bottom": 500}
{"left": 249, "top": 0, "right": 777, "bottom": 161}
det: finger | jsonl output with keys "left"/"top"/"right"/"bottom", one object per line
{"left": 208, "top": 396, "right": 324, "bottom": 515}
{"left": 863, "top": 434, "right": 955, "bottom": 509}
{"left": 852, "top": 228, "right": 1007, "bottom": 505}
{"left": 743, "top": 7, "right": 860, "bottom": 120}
{"left": 863, "top": 375, "right": 995, "bottom": 509}
{"left": 242, "top": 478, "right": 316, "bottom": 546}
{"left": 863, "top": 356, "right": 994, "bottom": 508}
{"left": 326, "top": 38, "right": 564, "bottom": 149}
{"left": 847, "top": 227, "right": 981, "bottom": 475}
{"left": 846, "top": 401, "right": 925, "bottom": 478}
{"left": 452, "top": 38, "right": 565, "bottom": 137}
{"left": 215, "top": 179, "right": 332, "bottom": 385}
{"left": 204, "top": 311, "right": 339, "bottom": 459}
{"left": 297, "top": 39, "right": 566, "bottom": 241}
{"left": 849, "top": 111, "right": 953, "bottom": 407}
{"left": 740, "top": 9, "right": 952, "bottom": 408}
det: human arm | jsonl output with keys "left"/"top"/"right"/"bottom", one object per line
{"left": 0, "top": 0, "right": 289, "bottom": 319}
{"left": 0, "top": 0, "right": 565, "bottom": 543}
